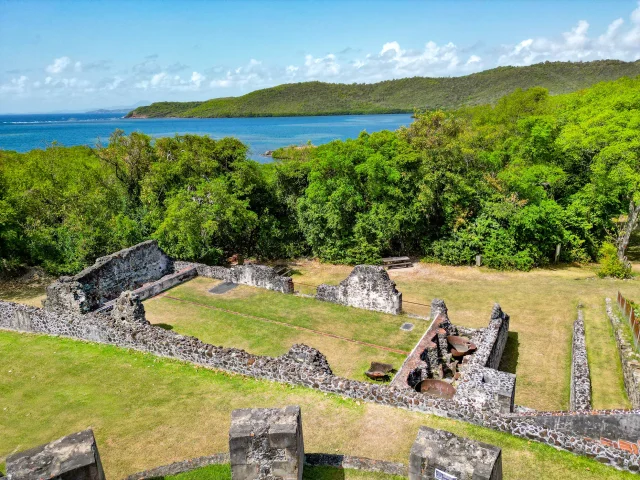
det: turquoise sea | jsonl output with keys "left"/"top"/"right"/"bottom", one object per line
{"left": 0, "top": 113, "right": 413, "bottom": 162}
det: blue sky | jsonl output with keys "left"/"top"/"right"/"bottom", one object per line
{"left": 1, "top": 0, "right": 640, "bottom": 113}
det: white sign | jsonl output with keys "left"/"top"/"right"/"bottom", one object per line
{"left": 434, "top": 469, "right": 457, "bottom": 480}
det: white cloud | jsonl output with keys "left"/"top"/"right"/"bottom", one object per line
{"left": 0, "top": 76, "right": 28, "bottom": 94}
{"left": 498, "top": 3, "right": 640, "bottom": 65}
{"left": 46, "top": 56, "right": 71, "bottom": 74}
{"left": 5, "top": 1, "right": 640, "bottom": 108}
{"left": 191, "top": 71, "right": 205, "bottom": 88}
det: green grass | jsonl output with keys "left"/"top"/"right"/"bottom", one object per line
{"left": 160, "top": 464, "right": 406, "bottom": 480}
{"left": 1, "top": 331, "right": 636, "bottom": 480}
{"left": 126, "top": 60, "right": 640, "bottom": 118}
{"left": 145, "top": 278, "right": 416, "bottom": 380}
{"left": 290, "top": 260, "right": 640, "bottom": 411}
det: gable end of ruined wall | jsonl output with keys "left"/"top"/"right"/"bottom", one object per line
{"left": 316, "top": 265, "right": 402, "bottom": 315}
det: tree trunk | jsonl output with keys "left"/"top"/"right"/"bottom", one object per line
{"left": 617, "top": 200, "right": 640, "bottom": 261}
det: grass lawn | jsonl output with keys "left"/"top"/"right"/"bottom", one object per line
{"left": 161, "top": 464, "right": 406, "bottom": 480}
{"left": 4, "top": 261, "right": 639, "bottom": 410}
{"left": 0, "top": 331, "right": 636, "bottom": 480}
{"left": 290, "top": 260, "right": 640, "bottom": 411}
{"left": 144, "top": 278, "right": 418, "bottom": 381}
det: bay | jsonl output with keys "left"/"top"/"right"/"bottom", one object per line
{"left": 0, "top": 113, "right": 413, "bottom": 162}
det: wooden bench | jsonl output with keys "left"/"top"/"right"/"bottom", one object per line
{"left": 274, "top": 265, "right": 292, "bottom": 277}
{"left": 382, "top": 256, "right": 413, "bottom": 269}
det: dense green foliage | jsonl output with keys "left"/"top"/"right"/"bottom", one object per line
{"left": 597, "top": 242, "right": 633, "bottom": 279}
{"left": 127, "top": 60, "right": 640, "bottom": 118}
{"left": 2, "top": 76, "right": 640, "bottom": 274}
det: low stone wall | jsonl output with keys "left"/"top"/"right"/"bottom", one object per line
{"left": 453, "top": 304, "right": 515, "bottom": 414}
{"left": 606, "top": 298, "right": 640, "bottom": 409}
{"left": 473, "top": 304, "right": 510, "bottom": 370}
{"left": 570, "top": 307, "right": 592, "bottom": 411}
{"left": 510, "top": 409, "right": 640, "bottom": 445}
{"left": 174, "top": 261, "right": 294, "bottom": 294}
{"left": 44, "top": 241, "right": 173, "bottom": 313}
{"left": 316, "top": 265, "right": 402, "bottom": 315}
{"left": 1, "top": 300, "right": 638, "bottom": 473}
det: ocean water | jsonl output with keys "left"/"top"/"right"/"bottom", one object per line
{"left": 0, "top": 113, "right": 413, "bottom": 162}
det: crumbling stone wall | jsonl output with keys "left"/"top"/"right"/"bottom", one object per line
{"left": 510, "top": 409, "right": 640, "bottom": 446}
{"left": 44, "top": 241, "right": 173, "bottom": 313}
{"left": 571, "top": 307, "right": 592, "bottom": 411}
{"left": 391, "top": 300, "right": 460, "bottom": 389}
{"left": 6, "top": 429, "right": 105, "bottom": 480}
{"left": 1, "top": 300, "right": 639, "bottom": 472}
{"left": 472, "top": 304, "right": 510, "bottom": 370}
{"left": 174, "top": 261, "right": 294, "bottom": 294}
{"left": 606, "top": 298, "right": 640, "bottom": 409}
{"left": 409, "top": 426, "right": 502, "bottom": 480}
{"left": 110, "top": 291, "right": 148, "bottom": 325}
{"left": 316, "top": 265, "right": 402, "bottom": 315}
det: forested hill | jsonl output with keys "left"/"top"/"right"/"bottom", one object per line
{"left": 126, "top": 60, "right": 640, "bottom": 118}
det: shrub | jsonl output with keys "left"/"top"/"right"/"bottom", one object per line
{"left": 597, "top": 242, "right": 632, "bottom": 279}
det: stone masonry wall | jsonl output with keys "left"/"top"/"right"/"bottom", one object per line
{"left": 44, "top": 241, "right": 173, "bottom": 313}
{"left": 473, "top": 304, "right": 510, "bottom": 370}
{"left": 174, "top": 261, "right": 294, "bottom": 294}
{"left": 315, "top": 265, "right": 402, "bottom": 315}
{"left": 510, "top": 409, "right": 640, "bottom": 446}
{"left": 1, "top": 300, "right": 638, "bottom": 472}
{"left": 570, "top": 307, "right": 592, "bottom": 411}
{"left": 453, "top": 304, "right": 515, "bottom": 414}
{"left": 606, "top": 298, "right": 640, "bottom": 409}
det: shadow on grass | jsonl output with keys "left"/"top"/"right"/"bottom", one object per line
{"left": 155, "top": 323, "right": 174, "bottom": 331}
{"left": 499, "top": 331, "right": 519, "bottom": 375}
{"left": 145, "top": 464, "right": 351, "bottom": 480}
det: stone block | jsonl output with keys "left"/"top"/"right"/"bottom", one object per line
{"left": 6, "top": 429, "right": 105, "bottom": 480}
{"left": 409, "top": 426, "right": 502, "bottom": 480}
{"left": 229, "top": 406, "right": 304, "bottom": 480}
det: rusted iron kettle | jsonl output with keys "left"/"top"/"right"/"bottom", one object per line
{"left": 416, "top": 379, "right": 456, "bottom": 399}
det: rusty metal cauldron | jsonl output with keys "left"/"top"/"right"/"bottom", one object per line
{"left": 415, "top": 379, "right": 456, "bottom": 399}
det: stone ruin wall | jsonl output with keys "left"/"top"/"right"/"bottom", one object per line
{"left": 44, "top": 240, "right": 173, "bottom": 313}
{"left": 606, "top": 298, "right": 640, "bottom": 409}
{"left": 2, "top": 299, "right": 637, "bottom": 471}
{"left": 511, "top": 409, "right": 640, "bottom": 449}
{"left": 315, "top": 265, "right": 402, "bottom": 315}
{"left": 571, "top": 307, "right": 592, "bottom": 411}
{"left": 174, "top": 261, "right": 294, "bottom": 294}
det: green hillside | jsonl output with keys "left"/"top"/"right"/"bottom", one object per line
{"left": 126, "top": 59, "right": 640, "bottom": 118}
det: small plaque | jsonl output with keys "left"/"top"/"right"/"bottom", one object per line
{"left": 435, "top": 469, "right": 457, "bottom": 480}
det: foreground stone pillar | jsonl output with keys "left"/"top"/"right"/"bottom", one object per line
{"left": 409, "top": 426, "right": 502, "bottom": 480}
{"left": 6, "top": 429, "right": 105, "bottom": 480}
{"left": 229, "top": 406, "right": 304, "bottom": 480}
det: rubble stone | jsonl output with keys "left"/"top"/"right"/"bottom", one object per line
{"left": 316, "top": 265, "right": 402, "bottom": 315}
{"left": 6, "top": 429, "right": 105, "bottom": 480}
{"left": 229, "top": 406, "right": 304, "bottom": 480}
{"left": 409, "top": 426, "right": 502, "bottom": 480}
{"left": 44, "top": 240, "right": 172, "bottom": 313}
{"left": 111, "top": 291, "right": 148, "bottom": 325}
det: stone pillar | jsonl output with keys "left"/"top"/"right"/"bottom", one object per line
{"left": 111, "top": 291, "right": 148, "bottom": 325}
{"left": 409, "top": 426, "right": 502, "bottom": 480}
{"left": 229, "top": 406, "right": 304, "bottom": 480}
{"left": 6, "top": 429, "right": 106, "bottom": 480}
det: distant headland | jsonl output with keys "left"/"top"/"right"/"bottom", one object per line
{"left": 125, "top": 59, "right": 640, "bottom": 119}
